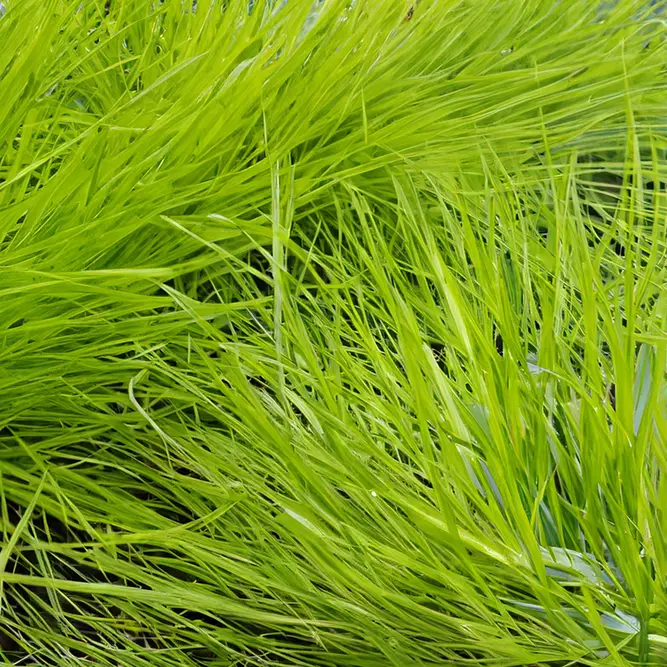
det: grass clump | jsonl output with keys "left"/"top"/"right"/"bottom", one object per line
{"left": 0, "top": 0, "right": 666, "bottom": 664}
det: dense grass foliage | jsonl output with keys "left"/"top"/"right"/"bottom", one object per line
{"left": 1, "top": 0, "right": 666, "bottom": 664}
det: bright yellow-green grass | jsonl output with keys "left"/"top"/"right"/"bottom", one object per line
{"left": 0, "top": 0, "right": 666, "bottom": 665}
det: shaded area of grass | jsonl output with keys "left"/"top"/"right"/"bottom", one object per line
{"left": 0, "top": 0, "right": 666, "bottom": 665}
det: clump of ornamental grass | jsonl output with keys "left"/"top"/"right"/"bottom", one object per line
{"left": 0, "top": 0, "right": 666, "bottom": 665}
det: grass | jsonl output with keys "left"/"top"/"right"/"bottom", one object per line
{"left": 0, "top": 0, "right": 666, "bottom": 664}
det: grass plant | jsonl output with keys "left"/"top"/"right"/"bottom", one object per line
{"left": 0, "top": 0, "right": 666, "bottom": 664}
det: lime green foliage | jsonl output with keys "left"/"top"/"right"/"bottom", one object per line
{"left": 1, "top": 0, "right": 666, "bottom": 664}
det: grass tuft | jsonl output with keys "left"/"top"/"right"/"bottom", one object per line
{"left": 1, "top": 0, "right": 666, "bottom": 665}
